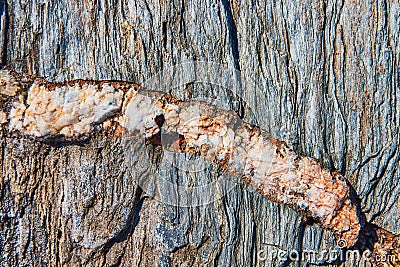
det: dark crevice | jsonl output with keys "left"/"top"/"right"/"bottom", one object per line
{"left": 219, "top": 0, "right": 244, "bottom": 121}
{"left": 179, "top": 0, "right": 186, "bottom": 39}
{"left": 250, "top": 206, "right": 257, "bottom": 266}
{"left": 295, "top": 218, "right": 308, "bottom": 267}
{"left": 344, "top": 180, "right": 379, "bottom": 254}
{"left": 155, "top": 114, "right": 165, "bottom": 127}
{"left": 220, "top": 0, "right": 240, "bottom": 71}
{"left": 0, "top": 0, "right": 9, "bottom": 67}
{"left": 102, "top": 187, "right": 145, "bottom": 254}
{"left": 162, "top": 21, "right": 167, "bottom": 49}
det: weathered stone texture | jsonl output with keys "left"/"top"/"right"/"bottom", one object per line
{"left": 0, "top": 0, "right": 399, "bottom": 266}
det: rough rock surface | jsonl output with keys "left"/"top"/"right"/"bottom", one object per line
{"left": 1, "top": 70, "right": 363, "bottom": 247}
{"left": 0, "top": 0, "right": 399, "bottom": 266}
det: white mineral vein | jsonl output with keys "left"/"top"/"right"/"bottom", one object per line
{"left": 0, "top": 69, "right": 364, "bottom": 247}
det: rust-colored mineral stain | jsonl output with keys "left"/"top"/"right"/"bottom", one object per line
{"left": 371, "top": 228, "right": 400, "bottom": 267}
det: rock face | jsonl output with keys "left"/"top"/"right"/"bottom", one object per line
{"left": 0, "top": 0, "right": 399, "bottom": 266}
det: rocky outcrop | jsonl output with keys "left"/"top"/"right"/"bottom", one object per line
{"left": 1, "top": 0, "right": 399, "bottom": 266}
